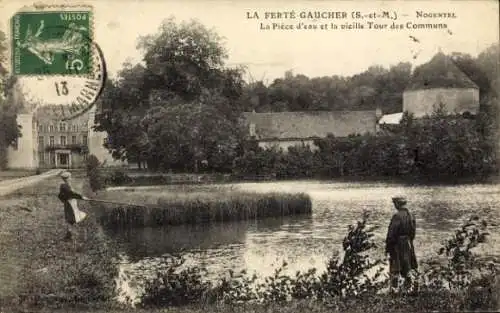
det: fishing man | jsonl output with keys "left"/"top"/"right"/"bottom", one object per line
{"left": 385, "top": 196, "right": 418, "bottom": 292}
{"left": 58, "top": 171, "right": 89, "bottom": 241}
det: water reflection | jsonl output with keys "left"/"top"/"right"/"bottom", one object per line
{"left": 106, "top": 181, "right": 500, "bottom": 302}
{"left": 106, "top": 222, "right": 248, "bottom": 262}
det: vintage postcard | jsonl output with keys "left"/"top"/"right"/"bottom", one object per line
{"left": 0, "top": 0, "right": 498, "bottom": 312}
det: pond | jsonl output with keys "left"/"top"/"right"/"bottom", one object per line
{"left": 104, "top": 180, "right": 500, "bottom": 303}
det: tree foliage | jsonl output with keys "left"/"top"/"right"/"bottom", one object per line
{"left": 233, "top": 109, "right": 497, "bottom": 183}
{"left": 95, "top": 17, "right": 244, "bottom": 171}
{"left": 240, "top": 62, "right": 412, "bottom": 114}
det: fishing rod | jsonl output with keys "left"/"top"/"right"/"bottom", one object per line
{"left": 83, "top": 198, "right": 149, "bottom": 208}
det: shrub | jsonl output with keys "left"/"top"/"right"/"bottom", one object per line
{"left": 105, "top": 168, "right": 132, "bottom": 186}
{"left": 319, "top": 211, "right": 387, "bottom": 299}
{"left": 419, "top": 214, "right": 493, "bottom": 291}
{"left": 86, "top": 154, "right": 105, "bottom": 192}
{"left": 140, "top": 255, "right": 212, "bottom": 307}
{"left": 232, "top": 114, "right": 497, "bottom": 183}
{"left": 418, "top": 212, "right": 499, "bottom": 310}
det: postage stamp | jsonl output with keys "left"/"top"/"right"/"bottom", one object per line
{"left": 12, "top": 9, "right": 93, "bottom": 75}
{"left": 9, "top": 4, "right": 105, "bottom": 120}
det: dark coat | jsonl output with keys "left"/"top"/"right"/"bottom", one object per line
{"left": 58, "top": 182, "right": 83, "bottom": 225}
{"left": 385, "top": 208, "right": 418, "bottom": 276}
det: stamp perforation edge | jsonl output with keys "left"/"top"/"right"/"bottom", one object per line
{"left": 9, "top": 3, "right": 95, "bottom": 78}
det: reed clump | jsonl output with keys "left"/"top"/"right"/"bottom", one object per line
{"left": 99, "top": 191, "right": 312, "bottom": 228}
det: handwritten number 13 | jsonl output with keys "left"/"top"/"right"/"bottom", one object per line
{"left": 55, "top": 81, "right": 69, "bottom": 96}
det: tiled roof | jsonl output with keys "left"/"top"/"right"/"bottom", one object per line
{"left": 34, "top": 105, "right": 91, "bottom": 123}
{"left": 241, "top": 110, "right": 377, "bottom": 140}
{"left": 405, "top": 52, "right": 478, "bottom": 91}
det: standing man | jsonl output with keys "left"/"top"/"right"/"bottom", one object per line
{"left": 385, "top": 196, "right": 418, "bottom": 292}
{"left": 58, "top": 171, "right": 89, "bottom": 242}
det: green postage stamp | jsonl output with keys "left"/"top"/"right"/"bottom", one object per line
{"left": 12, "top": 7, "right": 93, "bottom": 75}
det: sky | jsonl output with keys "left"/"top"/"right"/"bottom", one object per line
{"left": 1, "top": 0, "right": 498, "bottom": 83}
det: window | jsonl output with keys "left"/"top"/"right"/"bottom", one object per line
{"left": 38, "top": 124, "right": 43, "bottom": 132}
{"left": 72, "top": 135, "right": 77, "bottom": 145}
{"left": 38, "top": 136, "right": 44, "bottom": 148}
{"left": 71, "top": 124, "right": 78, "bottom": 132}
{"left": 38, "top": 152, "right": 45, "bottom": 165}
{"left": 249, "top": 123, "right": 256, "bottom": 136}
{"left": 50, "top": 152, "right": 55, "bottom": 165}
{"left": 59, "top": 123, "right": 66, "bottom": 132}
{"left": 82, "top": 135, "right": 88, "bottom": 145}
{"left": 49, "top": 125, "right": 54, "bottom": 132}
{"left": 60, "top": 136, "right": 66, "bottom": 146}
{"left": 49, "top": 136, "right": 55, "bottom": 146}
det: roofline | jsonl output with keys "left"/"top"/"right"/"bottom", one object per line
{"left": 250, "top": 133, "right": 374, "bottom": 142}
{"left": 251, "top": 136, "right": 322, "bottom": 142}
{"left": 241, "top": 109, "right": 377, "bottom": 116}
{"left": 404, "top": 54, "right": 480, "bottom": 91}
{"left": 403, "top": 86, "right": 479, "bottom": 92}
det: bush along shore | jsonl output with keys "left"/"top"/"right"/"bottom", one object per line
{"left": 125, "top": 211, "right": 499, "bottom": 312}
{"left": 97, "top": 191, "right": 312, "bottom": 228}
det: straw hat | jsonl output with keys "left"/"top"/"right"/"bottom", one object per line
{"left": 60, "top": 171, "right": 71, "bottom": 179}
{"left": 392, "top": 196, "right": 407, "bottom": 206}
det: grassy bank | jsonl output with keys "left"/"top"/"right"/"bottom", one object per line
{"left": 19, "top": 294, "right": 483, "bottom": 313}
{"left": 0, "top": 175, "right": 119, "bottom": 311}
{"left": 97, "top": 190, "right": 312, "bottom": 228}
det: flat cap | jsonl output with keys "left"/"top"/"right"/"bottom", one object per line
{"left": 59, "top": 171, "right": 71, "bottom": 179}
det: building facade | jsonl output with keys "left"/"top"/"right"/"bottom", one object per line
{"left": 7, "top": 105, "right": 125, "bottom": 169}
{"left": 378, "top": 52, "right": 480, "bottom": 125}
{"left": 403, "top": 52, "right": 480, "bottom": 117}
{"left": 241, "top": 110, "right": 380, "bottom": 151}
{"left": 35, "top": 106, "right": 90, "bottom": 168}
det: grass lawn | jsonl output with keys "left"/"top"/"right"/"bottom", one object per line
{"left": 0, "top": 175, "right": 117, "bottom": 312}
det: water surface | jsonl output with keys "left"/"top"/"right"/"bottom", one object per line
{"left": 105, "top": 181, "right": 500, "bottom": 302}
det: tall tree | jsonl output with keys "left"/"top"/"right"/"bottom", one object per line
{"left": 0, "top": 30, "right": 22, "bottom": 169}
{"left": 95, "top": 17, "right": 244, "bottom": 171}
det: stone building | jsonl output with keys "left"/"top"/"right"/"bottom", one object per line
{"left": 7, "top": 104, "right": 125, "bottom": 169}
{"left": 241, "top": 110, "right": 380, "bottom": 151}
{"left": 403, "top": 52, "right": 480, "bottom": 117}
{"left": 379, "top": 52, "right": 480, "bottom": 125}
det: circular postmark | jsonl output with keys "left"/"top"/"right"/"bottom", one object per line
{"left": 12, "top": 20, "right": 106, "bottom": 121}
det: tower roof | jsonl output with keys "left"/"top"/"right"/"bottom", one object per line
{"left": 405, "top": 52, "right": 479, "bottom": 91}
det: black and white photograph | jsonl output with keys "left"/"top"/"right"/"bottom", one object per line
{"left": 0, "top": 0, "right": 499, "bottom": 312}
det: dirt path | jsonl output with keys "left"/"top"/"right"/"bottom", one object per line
{"left": 0, "top": 169, "right": 59, "bottom": 197}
